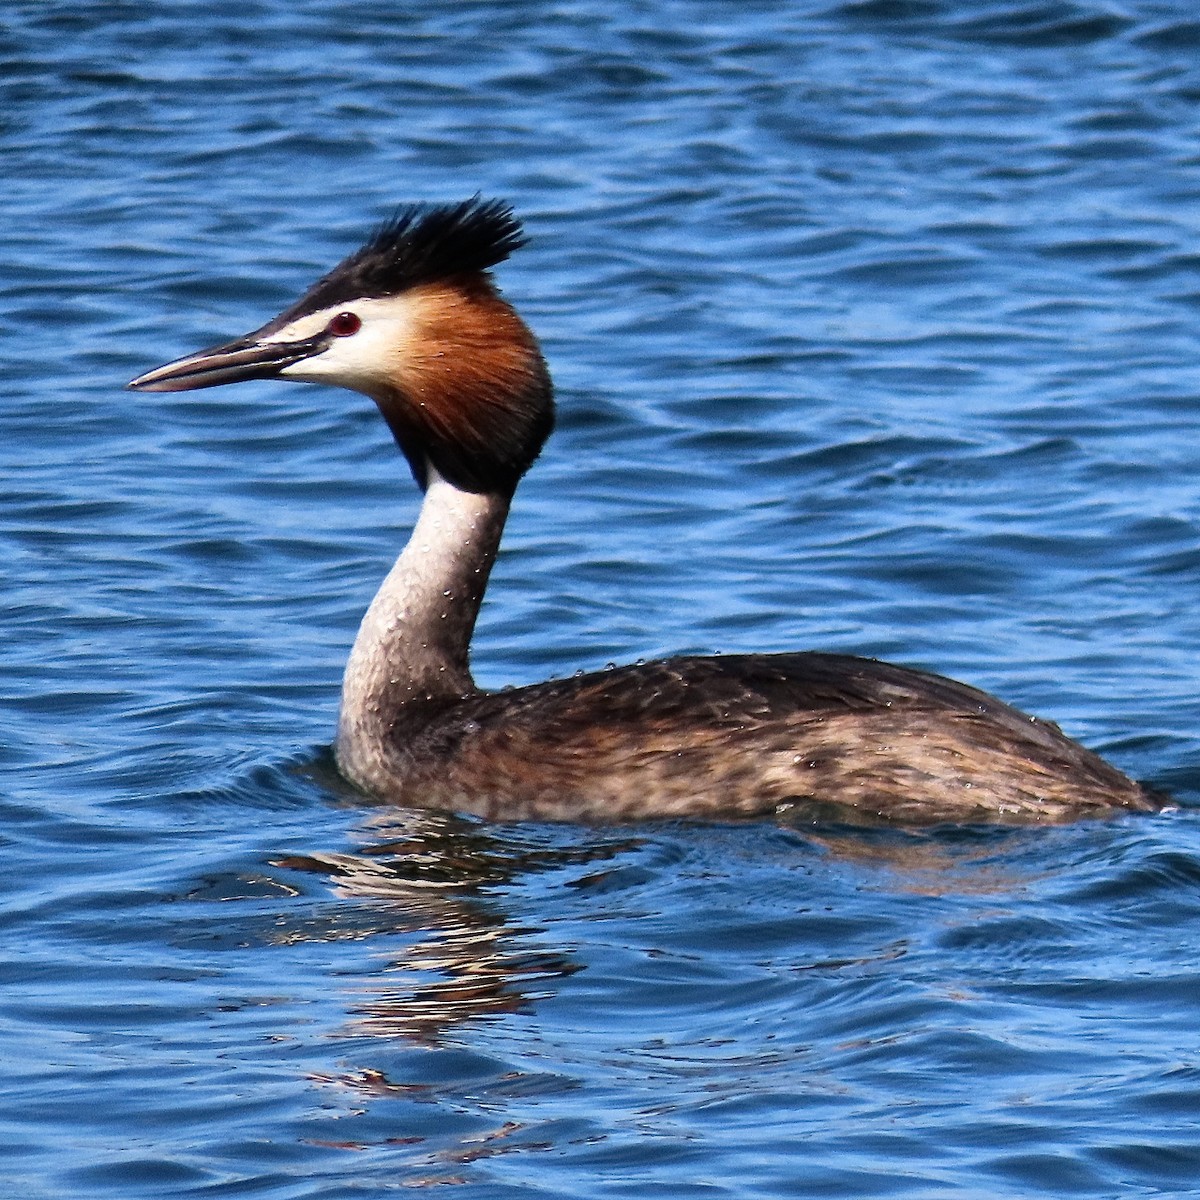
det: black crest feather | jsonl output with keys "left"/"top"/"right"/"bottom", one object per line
{"left": 275, "top": 198, "right": 526, "bottom": 324}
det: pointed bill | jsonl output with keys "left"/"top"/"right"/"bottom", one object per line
{"left": 128, "top": 330, "right": 327, "bottom": 393}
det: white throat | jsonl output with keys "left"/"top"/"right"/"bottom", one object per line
{"left": 335, "top": 463, "right": 509, "bottom": 790}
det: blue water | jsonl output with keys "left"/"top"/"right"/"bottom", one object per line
{"left": 6, "top": 1, "right": 1200, "bottom": 1195}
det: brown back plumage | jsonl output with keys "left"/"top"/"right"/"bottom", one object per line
{"left": 375, "top": 653, "right": 1159, "bottom": 823}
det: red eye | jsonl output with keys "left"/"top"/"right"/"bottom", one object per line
{"left": 329, "top": 311, "right": 361, "bottom": 337}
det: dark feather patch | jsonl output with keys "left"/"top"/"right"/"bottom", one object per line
{"left": 269, "top": 198, "right": 526, "bottom": 326}
{"left": 380, "top": 653, "right": 1161, "bottom": 822}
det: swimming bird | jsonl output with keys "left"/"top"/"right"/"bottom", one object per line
{"left": 129, "top": 199, "right": 1159, "bottom": 824}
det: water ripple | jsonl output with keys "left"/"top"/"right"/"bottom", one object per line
{"left": 4, "top": 0, "right": 1200, "bottom": 1196}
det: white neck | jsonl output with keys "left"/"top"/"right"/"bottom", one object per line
{"left": 336, "top": 464, "right": 509, "bottom": 786}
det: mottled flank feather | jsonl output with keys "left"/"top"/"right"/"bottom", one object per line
{"left": 268, "top": 198, "right": 526, "bottom": 327}
{"left": 369, "top": 653, "right": 1160, "bottom": 823}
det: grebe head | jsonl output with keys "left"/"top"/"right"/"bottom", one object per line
{"left": 129, "top": 198, "right": 554, "bottom": 495}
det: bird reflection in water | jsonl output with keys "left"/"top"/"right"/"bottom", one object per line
{"left": 272, "top": 803, "right": 634, "bottom": 1044}
{"left": 268, "top": 777, "right": 1044, "bottom": 1052}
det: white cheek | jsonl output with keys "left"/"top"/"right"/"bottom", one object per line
{"left": 277, "top": 298, "right": 415, "bottom": 392}
{"left": 283, "top": 325, "right": 395, "bottom": 386}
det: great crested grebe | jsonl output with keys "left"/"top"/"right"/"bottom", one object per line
{"left": 130, "top": 198, "right": 1160, "bottom": 824}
